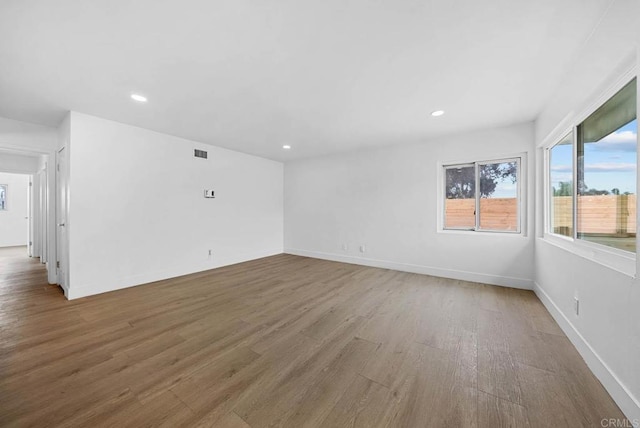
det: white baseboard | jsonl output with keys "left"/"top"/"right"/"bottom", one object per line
{"left": 534, "top": 282, "right": 640, "bottom": 423}
{"left": 66, "top": 248, "right": 283, "bottom": 300}
{"left": 285, "top": 248, "right": 533, "bottom": 290}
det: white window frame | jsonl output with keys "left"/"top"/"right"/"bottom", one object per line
{"left": 0, "top": 184, "right": 7, "bottom": 211}
{"left": 546, "top": 131, "right": 575, "bottom": 243}
{"left": 541, "top": 66, "right": 637, "bottom": 277}
{"left": 441, "top": 163, "right": 475, "bottom": 231}
{"left": 0, "top": 183, "right": 9, "bottom": 211}
{"left": 439, "top": 155, "right": 525, "bottom": 235}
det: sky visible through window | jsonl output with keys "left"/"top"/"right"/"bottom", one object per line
{"left": 485, "top": 162, "right": 517, "bottom": 198}
{"left": 550, "top": 119, "right": 637, "bottom": 194}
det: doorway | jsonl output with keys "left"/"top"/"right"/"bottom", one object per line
{"left": 0, "top": 172, "right": 31, "bottom": 253}
{"left": 0, "top": 147, "right": 57, "bottom": 292}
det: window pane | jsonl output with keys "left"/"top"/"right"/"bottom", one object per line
{"left": 444, "top": 165, "right": 475, "bottom": 229}
{"left": 478, "top": 161, "right": 518, "bottom": 231}
{"left": 549, "top": 133, "right": 573, "bottom": 237}
{"left": 577, "top": 78, "right": 637, "bottom": 253}
{"left": 0, "top": 184, "right": 6, "bottom": 210}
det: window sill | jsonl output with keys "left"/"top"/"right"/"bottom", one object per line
{"left": 439, "top": 228, "right": 526, "bottom": 238}
{"left": 541, "top": 233, "right": 636, "bottom": 278}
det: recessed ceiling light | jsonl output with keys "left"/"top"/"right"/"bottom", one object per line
{"left": 431, "top": 110, "right": 445, "bottom": 117}
{"left": 282, "top": 145, "right": 291, "bottom": 150}
{"left": 131, "top": 93, "right": 148, "bottom": 103}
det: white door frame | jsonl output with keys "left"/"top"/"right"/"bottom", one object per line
{"left": 56, "top": 147, "right": 69, "bottom": 292}
{"left": 32, "top": 173, "right": 39, "bottom": 257}
{"left": 39, "top": 166, "right": 48, "bottom": 263}
{"left": 27, "top": 174, "right": 33, "bottom": 256}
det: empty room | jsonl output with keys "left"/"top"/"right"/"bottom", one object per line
{"left": 0, "top": 1, "right": 639, "bottom": 427}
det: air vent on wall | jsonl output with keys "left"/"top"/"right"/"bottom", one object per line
{"left": 194, "top": 149, "right": 208, "bottom": 159}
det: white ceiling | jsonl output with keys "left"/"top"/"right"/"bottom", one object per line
{"left": 0, "top": 0, "right": 613, "bottom": 161}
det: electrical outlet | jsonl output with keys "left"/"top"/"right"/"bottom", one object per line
{"left": 208, "top": 249, "right": 213, "bottom": 260}
{"left": 359, "top": 245, "right": 366, "bottom": 253}
{"left": 573, "top": 297, "right": 579, "bottom": 316}
{"left": 341, "top": 244, "right": 348, "bottom": 251}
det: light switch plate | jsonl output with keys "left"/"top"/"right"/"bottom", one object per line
{"left": 204, "top": 190, "right": 215, "bottom": 198}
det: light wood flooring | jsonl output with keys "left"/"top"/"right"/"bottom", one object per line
{"left": 0, "top": 246, "right": 628, "bottom": 427}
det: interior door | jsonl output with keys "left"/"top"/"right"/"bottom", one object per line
{"left": 56, "top": 148, "right": 68, "bottom": 289}
{"left": 26, "top": 175, "right": 32, "bottom": 256}
{"left": 39, "top": 167, "right": 48, "bottom": 262}
{"left": 30, "top": 174, "right": 37, "bottom": 257}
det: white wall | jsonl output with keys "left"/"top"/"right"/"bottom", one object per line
{"left": 533, "top": 0, "right": 640, "bottom": 421}
{"left": 0, "top": 116, "right": 57, "bottom": 153}
{"left": 0, "top": 152, "right": 39, "bottom": 174}
{"left": 66, "top": 112, "right": 283, "bottom": 299}
{"left": 0, "top": 172, "right": 30, "bottom": 247}
{"left": 285, "top": 122, "right": 535, "bottom": 288}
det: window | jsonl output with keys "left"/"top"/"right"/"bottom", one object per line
{"left": 444, "top": 164, "right": 475, "bottom": 229}
{"left": 549, "top": 132, "right": 574, "bottom": 237}
{"left": 546, "top": 77, "right": 637, "bottom": 254}
{"left": 577, "top": 79, "right": 637, "bottom": 253}
{"left": 444, "top": 157, "right": 521, "bottom": 232}
{"left": 0, "top": 184, "right": 6, "bottom": 210}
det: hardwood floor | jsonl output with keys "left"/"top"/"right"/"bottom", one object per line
{"left": 0, "top": 247, "right": 627, "bottom": 427}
